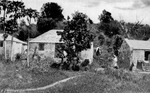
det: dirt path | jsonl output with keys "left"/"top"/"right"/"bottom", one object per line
{"left": 6, "top": 75, "right": 82, "bottom": 93}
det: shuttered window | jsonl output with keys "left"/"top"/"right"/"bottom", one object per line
{"left": 39, "top": 43, "right": 44, "bottom": 51}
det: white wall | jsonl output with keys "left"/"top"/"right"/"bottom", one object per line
{"left": 13, "top": 42, "right": 22, "bottom": 55}
{"left": 29, "top": 42, "right": 94, "bottom": 64}
{"left": 80, "top": 42, "right": 94, "bottom": 64}
{"left": 132, "top": 50, "right": 144, "bottom": 70}
{"left": 29, "top": 42, "right": 55, "bottom": 59}
{"left": 0, "top": 40, "right": 26, "bottom": 60}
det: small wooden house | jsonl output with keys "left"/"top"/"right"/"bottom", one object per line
{"left": 0, "top": 34, "right": 27, "bottom": 59}
{"left": 29, "top": 29, "right": 94, "bottom": 63}
{"left": 118, "top": 38, "right": 150, "bottom": 71}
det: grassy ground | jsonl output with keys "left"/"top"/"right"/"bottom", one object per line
{"left": 26, "top": 68, "right": 150, "bottom": 93}
{"left": 1, "top": 60, "right": 150, "bottom": 93}
{"left": 8, "top": 69, "right": 68, "bottom": 89}
{"left": 0, "top": 59, "right": 93, "bottom": 92}
{"left": 1, "top": 51, "right": 150, "bottom": 93}
{"left": 0, "top": 60, "right": 70, "bottom": 91}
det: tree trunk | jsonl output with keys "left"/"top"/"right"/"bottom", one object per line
{"left": 27, "top": 37, "right": 29, "bottom": 66}
{"left": 10, "top": 34, "right": 14, "bottom": 61}
{"left": 27, "top": 17, "right": 31, "bottom": 67}
{"left": 10, "top": 11, "right": 18, "bottom": 61}
{"left": 4, "top": 40, "right": 7, "bottom": 60}
{"left": 3, "top": 9, "right": 7, "bottom": 60}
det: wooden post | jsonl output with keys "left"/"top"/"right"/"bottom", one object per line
{"left": 27, "top": 18, "right": 31, "bottom": 67}
{"left": 4, "top": 39, "right": 7, "bottom": 60}
{"left": 3, "top": 9, "right": 7, "bottom": 60}
{"left": 27, "top": 38, "right": 30, "bottom": 67}
{"left": 10, "top": 34, "right": 14, "bottom": 61}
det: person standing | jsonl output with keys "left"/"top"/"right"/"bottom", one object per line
{"left": 112, "top": 54, "right": 118, "bottom": 69}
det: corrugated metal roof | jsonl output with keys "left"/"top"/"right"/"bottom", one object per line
{"left": 125, "top": 38, "right": 150, "bottom": 50}
{"left": 29, "top": 29, "right": 63, "bottom": 43}
{"left": 0, "top": 34, "right": 27, "bottom": 44}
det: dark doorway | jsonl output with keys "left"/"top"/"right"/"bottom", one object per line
{"left": 145, "top": 51, "right": 150, "bottom": 61}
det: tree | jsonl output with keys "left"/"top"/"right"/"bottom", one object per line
{"left": 0, "top": 0, "right": 11, "bottom": 60}
{"left": 0, "top": 0, "right": 25, "bottom": 60}
{"left": 29, "top": 24, "right": 39, "bottom": 38}
{"left": 18, "top": 20, "right": 28, "bottom": 41}
{"left": 98, "top": 10, "right": 121, "bottom": 38}
{"left": 99, "top": 9, "right": 114, "bottom": 23}
{"left": 24, "top": 8, "right": 39, "bottom": 66}
{"left": 37, "top": 17, "right": 56, "bottom": 34}
{"left": 57, "top": 11, "right": 94, "bottom": 69}
{"left": 5, "top": 19, "right": 18, "bottom": 34}
{"left": 37, "top": 2, "right": 64, "bottom": 34}
{"left": 99, "top": 20, "right": 121, "bottom": 38}
{"left": 5, "top": 19, "right": 18, "bottom": 60}
{"left": 113, "top": 35, "right": 123, "bottom": 56}
{"left": 122, "top": 22, "right": 150, "bottom": 40}
{"left": 18, "top": 20, "right": 39, "bottom": 41}
{"left": 98, "top": 10, "right": 124, "bottom": 58}
{"left": 7, "top": 0, "right": 25, "bottom": 61}
{"left": 7, "top": 0, "right": 25, "bottom": 19}
{"left": 24, "top": 8, "right": 39, "bottom": 24}
{"left": 41, "top": 2, "right": 64, "bottom": 21}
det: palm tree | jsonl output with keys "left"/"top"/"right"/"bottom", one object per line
{"left": 0, "top": 0, "right": 11, "bottom": 60}
{"left": 24, "top": 8, "right": 39, "bottom": 66}
{"left": 7, "top": 0, "right": 25, "bottom": 61}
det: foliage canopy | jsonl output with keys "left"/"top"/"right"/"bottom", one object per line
{"left": 57, "top": 11, "right": 95, "bottom": 64}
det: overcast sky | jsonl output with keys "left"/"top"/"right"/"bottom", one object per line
{"left": 22, "top": 0, "right": 150, "bottom": 25}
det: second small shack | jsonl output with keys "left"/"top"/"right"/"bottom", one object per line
{"left": 0, "top": 33, "right": 27, "bottom": 60}
{"left": 118, "top": 38, "right": 150, "bottom": 71}
{"left": 29, "top": 29, "right": 93, "bottom": 63}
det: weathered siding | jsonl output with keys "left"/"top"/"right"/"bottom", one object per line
{"left": 13, "top": 42, "right": 22, "bottom": 54}
{"left": 29, "top": 42, "right": 94, "bottom": 63}
{"left": 6, "top": 41, "right": 11, "bottom": 57}
{"left": 0, "top": 41, "right": 17, "bottom": 57}
{"left": 80, "top": 42, "right": 94, "bottom": 64}
{"left": 0, "top": 41, "right": 26, "bottom": 60}
{"left": 118, "top": 40, "right": 131, "bottom": 69}
{"left": 29, "top": 42, "right": 55, "bottom": 59}
{"left": 132, "top": 50, "right": 144, "bottom": 70}
{"left": 132, "top": 50, "right": 144, "bottom": 62}
{"left": 132, "top": 49, "right": 150, "bottom": 70}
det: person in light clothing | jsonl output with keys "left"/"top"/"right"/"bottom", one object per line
{"left": 63, "top": 51, "right": 67, "bottom": 57}
{"left": 112, "top": 54, "right": 118, "bottom": 69}
{"left": 95, "top": 47, "right": 101, "bottom": 56}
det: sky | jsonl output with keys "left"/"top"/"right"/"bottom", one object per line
{"left": 21, "top": 0, "right": 150, "bottom": 25}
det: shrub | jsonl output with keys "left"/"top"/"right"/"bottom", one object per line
{"left": 15, "top": 53, "right": 22, "bottom": 61}
{"left": 50, "top": 62, "right": 61, "bottom": 69}
{"left": 29, "top": 57, "right": 56, "bottom": 74}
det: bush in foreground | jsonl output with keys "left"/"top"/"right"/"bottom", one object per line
{"left": 29, "top": 57, "right": 56, "bottom": 74}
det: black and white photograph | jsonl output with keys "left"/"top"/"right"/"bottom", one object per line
{"left": 0, "top": 0, "right": 150, "bottom": 93}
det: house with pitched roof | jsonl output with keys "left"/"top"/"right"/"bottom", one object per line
{"left": 29, "top": 29, "right": 94, "bottom": 63}
{"left": 0, "top": 34, "right": 27, "bottom": 59}
{"left": 118, "top": 38, "right": 150, "bottom": 71}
